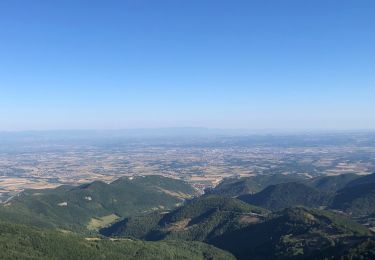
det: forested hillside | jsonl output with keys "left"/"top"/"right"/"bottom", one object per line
{"left": 1, "top": 174, "right": 374, "bottom": 259}
{"left": 0, "top": 175, "right": 198, "bottom": 231}
{"left": 238, "top": 182, "right": 332, "bottom": 211}
{"left": 0, "top": 221, "right": 234, "bottom": 259}
{"left": 101, "top": 195, "right": 268, "bottom": 241}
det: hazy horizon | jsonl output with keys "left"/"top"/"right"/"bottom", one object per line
{"left": 1, "top": 127, "right": 375, "bottom": 136}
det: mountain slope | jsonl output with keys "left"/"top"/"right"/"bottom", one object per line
{"left": 238, "top": 182, "right": 332, "bottom": 211}
{"left": 208, "top": 174, "right": 308, "bottom": 197}
{"left": 207, "top": 178, "right": 262, "bottom": 197}
{"left": 345, "top": 173, "right": 375, "bottom": 188}
{"left": 101, "top": 195, "right": 268, "bottom": 242}
{"left": 307, "top": 173, "right": 360, "bottom": 193}
{"left": 331, "top": 183, "right": 375, "bottom": 216}
{"left": 0, "top": 220, "right": 234, "bottom": 260}
{"left": 0, "top": 175, "right": 198, "bottom": 231}
{"left": 104, "top": 202, "right": 372, "bottom": 260}
{"left": 210, "top": 207, "right": 372, "bottom": 259}
{"left": 329, "top": 173, "right": 375, "bottom": 217}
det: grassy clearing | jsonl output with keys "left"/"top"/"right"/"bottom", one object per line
{"left": 87, "top": 214, "right": 120, "bottom": 231}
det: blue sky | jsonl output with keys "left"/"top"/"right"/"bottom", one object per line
{"left": 0, "top": 0, "right": 374, "bottom": 131}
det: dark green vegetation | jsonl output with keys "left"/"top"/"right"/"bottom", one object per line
{"left": 1, "top": 173, "right": 375, "bottom": 259}
{"left": 211, "top": 173, "right": 375, "bottom": 217}
{"left": 211, "top": 207, "right": 372, "bottom": 259}
{"left": 0, "top": 220, "right": 234, "bottom": 260}
{"left": 307, "top": 173, "right": 360, "bottom": 192}
{"left": 100, "top": 173, "right": 375, "bottom": 259}
{"left": 206, "top": 178, "right": 262, "bottom": 197}
{"left": 344, "top": 239, "right": 375, "bottom": 259}
{"left": 0, "top": 175, "right": 198, "bottom": 231}
{"left": 332, "top": 183, "right": 375, "bottom": 217}
{"left": 238, "top": 182, "right": 332, "bottom": 211}
{"left": 101, "top": 195, "right": 268, "bottom": 242}
{"left": 103, "top": 195, "right": 374, "bottom": 259}
{"left": 209, "top": 173, "right": 361, "bottom": 197}
{"left": 207, "top": 174, "right": 308, "bottom": 197}
{"left": 345, "top": 173, "right": 375, "bottom": 188}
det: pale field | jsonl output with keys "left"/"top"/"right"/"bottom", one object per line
{"left": 1, "top": 141, "right": 375, "bottom": 195}
{"left": 158, "top": 188, "right": 194, "bottom": 199}
{"left": 87, "top": 214, "right": 120, "bottom": 231}
{"left": 0, "top": 177, "right": 59, "bottom": 192}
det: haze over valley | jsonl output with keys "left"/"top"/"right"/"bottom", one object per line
{"left": 1, "top": 130, "right": 375, "bottom": 201}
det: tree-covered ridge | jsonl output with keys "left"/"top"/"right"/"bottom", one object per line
{"left": 207, "top": 174, "right": 309, "bottom": 197}
{"left": 101, "top": 195, "right": 268, "bottom": 242}
{"left": 344, "top": 172, "right": 375, "bottom": 188}
{"left": 212, "top": 173, "right": 375, "bottom": 218}
{"left": 332, "top": 182, "right": 375, "bottom": 217}
{"left": 238, "top": 182, "right": 333, "bottom": 211}
{"left": 210, "top": 207, "right": 372, "bottom": 259}
{"left": 208, "top": 173, "right": 362, "bottom": 198}
{"left": 0, "top": 173, "right": 374, "bottom": 259}
{"left": 0, "top": 220, "right": 234, "bottom": 260}
{"left": 206, "top": 177, "right": 263, "bottom": 197}
{"left": 103, "top": 197, "right": 373, "bottom": 260}
{"left": 0, "top": 175, "right": 198, "bottom": 231}
{"left": 326, "top": 173, "right": 375, "bottom": 217}
{"left": 306, "top": 173, "right": 360, "bottom": 192}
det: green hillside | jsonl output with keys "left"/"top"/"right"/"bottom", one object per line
{"left": 206, "top": 178, "right": 262, "bottom": 197}
{"left": 210, "top": 207, "right": 372, "bottom": 259}
{"left": 208, "top": 174, "right": 307, "bottom": 197}
{"left": 1, "top": 173, "right": 374, "bottom": 259}
{"left": 0, "top": 220, "right": 234, "bottom": 260}
{"left": 331, "top": 183, "right": 375, "bottom": 217}
{"left": 102, "top": 195, "right": 268, "bottom": 242}
{"left": 330, "top": 173, "right": 375, "bottom": 217}
{"left": 0, "top": 175, "right": 198, "bottom": 231}
{"left": 103, "top": 196, "right": 373, "bottom": 260}
{"left": 209, "top": 173, "right": 362, "bottom": 198}
{"left": 307, "top": 173, "right": 360, "bottom": 192}
{"left": 238, "top": 182, "right": 332, "bottom": 211}
{"left": 345, "top": 173, "right": 375, "bottom": 188}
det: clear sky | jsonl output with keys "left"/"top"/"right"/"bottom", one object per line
{"left": 0, "top": 0, "right": 374, "bottom": 131}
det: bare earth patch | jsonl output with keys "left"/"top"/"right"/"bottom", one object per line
{"left": 239, "top": 215, "right": 260, "bottom": 224}
{"left": 158, "top": 188, "right": 193, "bottom": 200}
{"left": 166, "top": 218, "right": 191, "bottom": 231}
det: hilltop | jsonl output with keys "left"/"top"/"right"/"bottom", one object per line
{"left": 0, "top": 175, "right": 198, "bottom": 231}
{"left": 238, "top": 182, "right": 332, "bottom": 211}
{"left": 208, "top": 173, "right": 362, "bottom": 198}
{"left": 306, "top": 173, "right": 360, "bottom": 192}
{"left": 207, "top": 174, "right": 308, "bottom": 197}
